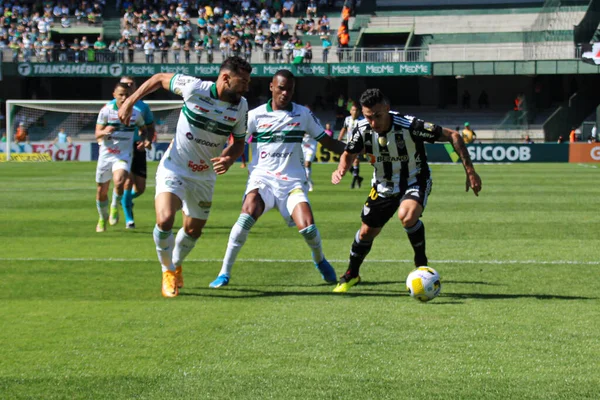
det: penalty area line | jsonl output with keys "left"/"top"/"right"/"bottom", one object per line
{"left": 0, "top": 257, "right": 599, "bottom": 265}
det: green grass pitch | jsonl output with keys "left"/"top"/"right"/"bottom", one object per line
{"left": 1, "top": 161, "right": 599, "bottom": 399}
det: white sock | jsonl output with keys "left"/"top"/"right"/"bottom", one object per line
{"left": 96, "top": 200, "right": 108, "bottom": 220}
{"left": 173, "top": 228, "right": 199, "bottom": 267}
{"left": 299, "top": 224, "right": 324, "bottom": 263}
{"left": 219, "top": 214, "right": 255, "bottom": 277}
{"left": 111, "top": 190, "right": 122, "bottom": 207}
{"left": 153, "top": 225, "right": 175, "bottom": 272}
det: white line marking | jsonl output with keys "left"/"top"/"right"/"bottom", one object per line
{"left": 0, "top": 257, "right": 598, "bottom": 265}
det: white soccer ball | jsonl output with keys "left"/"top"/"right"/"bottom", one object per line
{"left": 406, "top": 267, "right": 442, "bottom": 302}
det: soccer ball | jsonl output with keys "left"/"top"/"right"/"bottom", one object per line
{"left": 406, "top": 267, "right": 442, "bottom": 302}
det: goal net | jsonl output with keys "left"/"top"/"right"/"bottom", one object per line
{"left": 3, "top": 100, "right": 183, "bottom": 160}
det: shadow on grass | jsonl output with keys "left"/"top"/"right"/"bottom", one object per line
{"left": 179, "top": 287, "right": 595, "bottom": 301}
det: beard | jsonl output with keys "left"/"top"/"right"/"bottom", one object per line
{"left": 220, "top": 88, "right": 241, "bottom": 104}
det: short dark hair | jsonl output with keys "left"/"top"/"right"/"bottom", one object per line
{"left": 114, "top": 82, "right": 131, "bottom": 91}
{"left": 360, "top": 88, "right": 389, "bottom": 109}
{"left": 273, "top": 69, "right": 295, "bottom": 82}
{"left": 220, "top": 56, "right": 252, "bottom": 76}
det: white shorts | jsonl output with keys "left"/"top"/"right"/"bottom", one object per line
{"left": 302, "top": 143, "right": 316, "bottom": 163}
{"left": 155, "top": 164, "right": 215, "bottom": 220}
{"left": 245, "top": 175, "right": 309, "bottom": 227}
{"left": 95, "top": 155, "right": 131, "bottom": 183}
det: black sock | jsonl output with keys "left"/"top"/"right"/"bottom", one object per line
{"left": 348, "top": 230, "right": 373, "bottom": 277}
{"left": 351, "top": 175, "right": 359, "bottom": 188}
{"left": 405, "top": 220, "right": 427, "bottom": 266}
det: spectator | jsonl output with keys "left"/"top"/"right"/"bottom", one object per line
{"left": 307, "top": 0, "right": 317, "bottom": 17}
{"left": 569, "top": 127, "right": 578, "bottom": 143}
{"left": 263, "top": 38, "right": 272, "bottom": 63}
{"left": 461, "top": 90, "right": 471, "bottom": 109}
{"left": 324, "top": 123, "right": 334, "bottom": 137}
{"left": 272, "top": 37, "right": 283, "bottom": 63}
{"left": 80, "top": 36, "right": 90, "bottom": 62}
{"left": 283, "top": 37, "right": 294, "bottom": 63}
{"left": 523, "top": 135, "right": 534, "bottom": 144}
{"left": 303, "top": 42, "right": 312, "bottom": 64}
{"left": 94, "top": 36, "right": 107, "bottom": 61}
{"left": 337, "top": 26, "right": 349, "bottom": 61}
{"left": 71, "top": 38, "right": 82, "bottom": 62}
{"left": 591, "top": 124, "right": 597, "bottom": 142}
{"left": 321, "top": 34, "right": 331, "bottom": 63}
{"left": 462, "top": 122, "right": 476, "bottom": 144}
{"left": 171, "top": 39, "right": 181, "bottom": 63}
{"left": 194, "top": 38, "right": 204, "bottom": 63}
{"left": 15, "top": 122, "right": 28, "bottom": 144}
{"left": 144, "top": 37, "right": 155, "bottom": 63}
{"left": 478, "top": 90, "right": 489, "bottom": 108}
{"left": 292, "top": 42, "right": 304, "bottom": 64}
{"left": 116, "top": 38, "right": 127, "bottom": 63}
{"left": 183, "top": 39, "right": 191, "bottom": 63}
{"left": 205, "top": 37, "right": 215, "bottom": 63}
{"left": 557, "top": 136, "right": 564, "bottom": 144}
{"left": 57, "top": 38, "right": 68, "bottom": 62}
{"left": 243, "top": 38, "right": 252, "bottom": 61}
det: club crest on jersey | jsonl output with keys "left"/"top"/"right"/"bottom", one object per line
{"left": 424, "top": 122, "right": 435, "bottom": 132}
{"left": 395, "top": 135, "right": 405, "bottom": 149}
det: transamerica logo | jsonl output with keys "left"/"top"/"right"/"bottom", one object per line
{"left": 18, "top": 63, "right": 122, "bottom": 76}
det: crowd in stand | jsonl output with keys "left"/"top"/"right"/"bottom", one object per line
{"left": 1, "top": 0, "right": 361, "bottom": 64}
{"left": 0, "top": 0, "right": 107, "bottom": 61}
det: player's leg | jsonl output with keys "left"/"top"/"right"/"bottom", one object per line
{"left": 95, "top": 181, "right": 110, "bottom": 232}
{"left": 95, "top": 160, "right": 111, "bottom": 232}
{"left": 154, "top": 191, "right": 182, "bottom": 297}
{"left": 122, "top": 174, "right": 135, "bottom": 227}
{"left": 289, "top": 195, "right": 337, "bottom": 283}
{"left": 354, "top": 158, "right": 363, "bottom": 187}
{"left": 334, "top": 187, "right": 398, "bottom": 293}
{"left": 210, "top": 188, "right": 267, "bottom": 288}
{"left": 398, "top": 181, "right": 431, "bottom": 267}
{"left": 109, "top": 167, "right": 128, "bottom": 226}
{"left": 172, "top": 213, "right": 207, "bottom": 289}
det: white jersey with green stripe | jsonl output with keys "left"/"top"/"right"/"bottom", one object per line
{"left": 164, "top": 74, "right": 248, "bottom": 181}
{"left": 96, "top": 103, "right": 145, "bottom": 159}
{"left": 248, "top": 100, "right": 326, "bottom": 184}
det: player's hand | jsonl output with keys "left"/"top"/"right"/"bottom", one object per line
{"left": 104, "top": 126, "right": 116, "bottom": 139}
{"left": 118, "top": 99, "right": 133, "bottom": 126}
{"left": 331, "top": 168, "right": 345, "bottom": 184}
{"left": 144, "top": 139, "right": 152, "bottom": 150}
{"left": 211, "top": 156, "right": 232, "bottom": 175}
{"left": 466, "top": 170, "right": 482, "bottom": 196}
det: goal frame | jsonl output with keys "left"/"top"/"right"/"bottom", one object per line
{"left": 4, "top": 100, "right": 182, "bottom": 161}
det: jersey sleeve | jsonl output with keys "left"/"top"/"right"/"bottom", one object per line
{"left": 345, "top": 125, "right": 364, "bottom": 154}
{"left": 246, "top": 107, "right": 259, "bottom": 137}
{"left": 407, "top": 115, "right": 442, "bottom": 143}
{"left": 232, "top": 100, "right": 249, "bottom": 139}
{"left": 169, "top": 74, "right": 202, "bottom": 101}
{"left": 342, "top": 117, "right": 350, "bottom": 130}
{"left": 306, "top": 108, "right": 326, "bottom": 141}
{"left": 96, "top": 106, "right": 109, "bottom": 125}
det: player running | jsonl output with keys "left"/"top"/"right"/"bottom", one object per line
{"left": 95, "top": 82, "right": 147, "bottom": 232}
{"left": 209, "top": 69, "right": 346, "bottom": 289}
{"left": 118, "top": 56, "right": 251, "bottom": 298}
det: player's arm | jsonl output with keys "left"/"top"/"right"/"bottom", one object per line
{"left": 332, "top": 126, "right": 362, "bottom": 184}
{"left": 119, "top": 73, "right": 174, "bottom": 125}
{"left": 437, "top": 127, "right": 482, "bottom": 196}
{"left": 318, "top": 133, "right": 346, "bottom": 155}
{"left": 337, "top": 126, "right": 347, "bottom": 141}
{"left": 95, "top": 124, "right": 115, "bottom": 140}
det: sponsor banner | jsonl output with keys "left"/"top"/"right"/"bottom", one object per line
{"left": 0, "top": 141, "right": 92, "bottom": 161}
{"left": 0, "top": 153, "right": 52, "bottom": 162}
{"left": 430, "top": 143, "right": 569, "bottom": 163}
{"left": 330, "top": 62, "right": 431, "bottom": 76}
{"left": 569, "top": 143, "right": 600, "bottom": 163}
{"left": 16, "top": 62, "right": 431, "bottom": 77}
{"left": 17, "top": 63, "right": 123, "bottom": 77}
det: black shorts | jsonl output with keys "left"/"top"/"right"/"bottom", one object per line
{"left": 361, "top": 180, "right": 432, "bottom": 228}
{"left": 131, "top": 143, "right": 147, "bottom": 178}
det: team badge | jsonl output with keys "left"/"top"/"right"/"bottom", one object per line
{"left": 378, "top": 136, "right": 387, "bottom": 147}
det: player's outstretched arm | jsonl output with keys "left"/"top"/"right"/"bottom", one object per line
{"left": 438, "top": 127, "right": 482, "bottom": 196}
{"left": 332, "top": 151, "right": 357, "bottom": 184}
{"left": 211, "top": 138, "right": 245, "bottom": 175}
{"left": 119, "top": 73, "right": 174, "bottom": 125}
{"left": 319, "top": 134, "right": 346, "bottom": 155}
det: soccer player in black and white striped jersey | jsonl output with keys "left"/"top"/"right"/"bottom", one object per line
{"left": 331, "top": 88, "right": 482, "bottom": 293}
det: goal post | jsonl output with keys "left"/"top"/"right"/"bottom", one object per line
{"left": 3, "top": 100, "right": 183, "bottom": 161}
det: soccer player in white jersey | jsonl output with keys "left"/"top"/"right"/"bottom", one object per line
{"left": 118, "top": 57, "right": 252, "bottom": 298}
{"left": 331, "top": 88, "right": 482, "bottom": 293}
{"left": 118, "top": 76, "right": 156, "bottom": 229}
{"left": 95, "top": 82, "right": 147, "bottom": 233}
{"left": 209, "top": 69, "right": 346, "bottom": 289}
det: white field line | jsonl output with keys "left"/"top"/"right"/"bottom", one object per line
{"left": 0, "top": 257, "right": 598, "bottom": 265}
